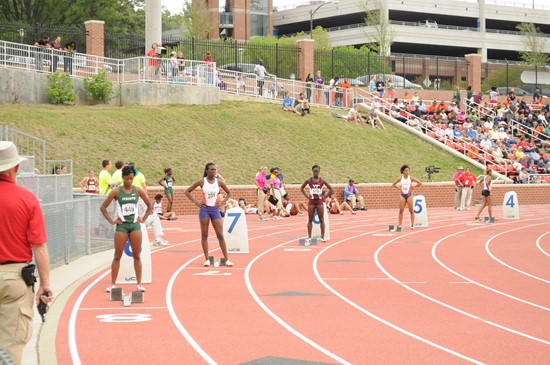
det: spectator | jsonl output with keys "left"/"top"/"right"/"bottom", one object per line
{"left": 507, "top": 88, "right": 517, "bottom": 104}
{"left": 203, "top": 50, "right": 214, "bottom": 85}
{"left": 367, "top": 108, "right": 386, "bottom": 129}
{"left": 466, "top": 85, "right": 473, "bottom": 112}
{"left": 169, "top": 51, "right": 178, "bottom": 80}
{"left": 305, "top": 73, "right": 313, "bottom": 103}
{"left": 293, "top": 92, "right": 310, "bottom": 116}
{"left": 153, "top": 194, "right": 177, "bottom": 220}
{"left": 269, "top": 167, "right": 284, "bottom": 220}
{"left": 489, "top": 86, "right": 499, "bottom": 104}
{"left": 338, "top": 105, "right": 366, "bottom": 126}
{"left": 98, "top": 159, "right": 113, "bottom": 195}
{"left": 177, "top": 51, "right": 185, "bottom": 78}
{"left": 254, "top": 59, "right": 269, "bottom": 96}
{"left": 80, "top": 169, "right": 99, "bottom": 193}
{"left": 326, "top": 196, "right": 355, "bottom": 215}
{"left": 314, "top": 70, "right": 324, "bottom": 104}
{"left": 387, "top": 76, "right": 396, "bottom": 100}
{"left": 533, "top": 87, "right": 542, "bottom": 104}
{"left": 453, "top": 166, "right": 464, "bottom": 210}
{"left": 375, "top": 76, "right": 385, "bottom": 97}
{"left": 146, "top": 43, "right": 161, "bottom": 80}
{"left": 254, "top": 166, "right": 270, "bottom": 221}
{"left": 453, "top": 86, "right": 461, "bottom": 106}
{"left": 275, "top": 167, "right": 287, "bottom": 198}
{"left": 0, "top": 142, "right": 53, "bottom": 365}
{"left": 128, "top": 162, "right": 147, "bottom": 193}
{"left": 50, "top": 36, "right": 62, "bottom": 72}
{"left": 459, "top": 167, "right": 476, "bottom": 210}
{"left": 63, "top": 40, "right": 76, "bottom": 74}
{"left": 411, "top": 91, "right": 420, "bottom": 103}
{"left": 33, "top": 35, "right": 50, "bottom": 71}
{"left": 329, "top": 76, "right": 340, "bottom": 106}
{"left": 368, "top": 75, "right": 376, "bottom": 92}
{"left": 339, "top": 79, "right": 352, "bottom": 107}
{"left": 343, "top": 178, "right": 366, "bottom": 210}
{"left": 282, "top": 92, "right": 300, "bottom": 115}
{"left": 238, "top": 198, "right": 258, "bottom": 215}
{"left": 111, "top": 160, "right": 124, "bottom": 187}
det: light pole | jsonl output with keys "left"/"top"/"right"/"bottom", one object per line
{"left": 310, "top": 1, "right": 339, "bottom": 39}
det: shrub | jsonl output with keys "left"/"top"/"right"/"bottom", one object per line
{"left": 46, "top": 72, "right": 76, "bottom": 104}
{"left": 83, "top": 69, "right": 114, "bottom": 103}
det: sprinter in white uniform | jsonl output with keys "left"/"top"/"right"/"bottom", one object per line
{"left": 475, "top": 167, "right": 494, "bottom": 221}
{"left": 391, "top": 164, "right": 422, "bottom": 231}
{"left": 185, "top": 163, "right": 234, "bottom": 267}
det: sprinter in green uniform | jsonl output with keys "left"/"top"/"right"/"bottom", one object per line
{"left": 101, "top": 165, "right": 152, "bottom": 293}
{"left": 158, "top": 167, "right": 176, "bottom": 212}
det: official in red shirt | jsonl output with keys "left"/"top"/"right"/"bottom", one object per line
{"left": 0, "top": 141, "right": 53, "bottom": 364}
{"left": 146, "top": 43, "right": 161, "bottom": 80}
{"left": 458, "top": 167, "right": 477, "bottom": 210}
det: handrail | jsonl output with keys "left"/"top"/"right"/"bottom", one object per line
{"left": 510, "top": 119, "right": 550, "bottom": 146}
{"left": 462, "top": 98, "right": 497, "bottom": 121}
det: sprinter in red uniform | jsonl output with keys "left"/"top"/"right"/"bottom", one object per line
{"left": 79, "top": 170, "right": 99, "bottom": 194}
{"left": 300, "top": 165, "right": 334, "bottom": 244}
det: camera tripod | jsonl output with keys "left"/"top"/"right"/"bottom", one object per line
{"left": 422, "top": 173, "right": 434, "bottom": 182}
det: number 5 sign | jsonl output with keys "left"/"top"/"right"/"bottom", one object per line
{"left": 413, "top": 195, "right": 428, "bottom": 228}
{"left": 223, "top": 207, "right": 249, "bottom": 253}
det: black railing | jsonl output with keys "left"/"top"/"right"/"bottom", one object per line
{"left": 0, "top": 23, "right": 86, "bottom": 50}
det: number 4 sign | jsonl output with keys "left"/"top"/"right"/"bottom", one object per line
{"left": 502, "top": 191, "right": 519, "bottom": 219}
{"left": 223, "top": 207, "right": 249, "bottom": 253}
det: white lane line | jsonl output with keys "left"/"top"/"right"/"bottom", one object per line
{"left": 313, "top": 217, "right": 485, "bottom": 364}
{"left": 323, "top": 277, "right": 391, "bottom": 280}
{"left": 374, "top": 221, "right": 550, "bottom": 346}
{"left": 535, "top": 231, "right": 550, "bottom": 257}
{"left": 485, "top": 223, "right": 550, "bottom": 283}
{"left": 79, "top": 307, "right": 168, "bottom": 310}
{"left": 431, "top": 220, "right": 550, "bottom": 313}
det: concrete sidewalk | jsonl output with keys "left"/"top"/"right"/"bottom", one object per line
{"left": 23, "top": 249, "right": 114, "bottom": 365}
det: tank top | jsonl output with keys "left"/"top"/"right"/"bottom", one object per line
{"left": 401, "top": 176, "right": 412, "bottom": 195}
{"left": 308, "top": 178, "right": 324, "bottom": 201}
{"left": 153, "top": 202, "right": 163, "bottom": 215}
{"left": 117, "top": 186, "right": 139, "bottom": 223}
{"left": 202, "top": 177, "right": 220, "bottom": 207}
{"left": 86, "top": 178, "right": 97, "bottom": 193}
{"left": 483, "top": 175, "right": 491, "bottom": 191}
{"left": 165, "top": 176, "right": 173, "bottom": 188}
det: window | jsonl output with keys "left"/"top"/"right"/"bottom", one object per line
{"left": 250, "top": 14, "right": 268, "bottom": 37}
{"left": 250, "top": 0, "right": 268, "bottom": 13}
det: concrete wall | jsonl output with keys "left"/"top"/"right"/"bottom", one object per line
{"left": 0, "top": 67, "right": 220, "bottom": 106}
{"left": 143, "top": 182, "right": 550, "bottom": 216}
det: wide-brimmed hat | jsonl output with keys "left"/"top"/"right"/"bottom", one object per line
{"left": 0, "top": 141, "right": 26, "bottom": 172}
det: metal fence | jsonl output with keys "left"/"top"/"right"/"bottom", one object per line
{"left": 314, "top": 50, "right": 468, "bottom": 90}
{"left": 43, "top": 194, "right": 115, "bottom": 269}
{"left": 16, "top": 174, "right": 74, "bottom": 204}
{"left": 1, "top": 124, "right": 47, "bottom": 173}
{"left": 0, "top": 23, "right": 86, "bottom": 50}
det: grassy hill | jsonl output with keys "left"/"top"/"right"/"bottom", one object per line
{"left": 0, "top": 101, "right": 479, "bottom": 185}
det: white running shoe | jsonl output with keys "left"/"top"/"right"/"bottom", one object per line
{"left": 204, "top": 259, "right": 211, "bottom": 267}
{"left": 224, "top": 259, "right": 234, "bottom": 267}
{"left": 321, "top": 237, "right": 327, "bottom": 242}
{"left": 159, "top": 239, "right": 169, "bottom": 246}
{"left": 410, "top": 225, "right": 415, "bottom": 230}
{"left": 105, "top": 285, "right": 116, "bottom": 293}
{"left": 304, "top": 238, "right": 311, "bottom": 246}
{"left": 137, "top": 284, "right": 146, "bottom": 292}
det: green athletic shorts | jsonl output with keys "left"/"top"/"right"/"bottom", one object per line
{"left": 164, "top": 187, "right": 173, "bottom": 195}
{"left": 116, "top": 222, "right": 141, "bottom": 234}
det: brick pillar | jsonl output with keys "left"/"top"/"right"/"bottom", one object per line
{"left": 296, "top": 39, "right": 314, "bottom": 81}
{"left": 84, "top": 20, "right": 105, "bottom": 57}
{"left": 465, "top": 53, "right": 481, "bottom": 93}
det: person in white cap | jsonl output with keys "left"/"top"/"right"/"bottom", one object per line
{"left": 0, "top": 141, "right": 53, "bottom": 364}
{"left": 453, "top": 166, "right": 464, "bottom": 210}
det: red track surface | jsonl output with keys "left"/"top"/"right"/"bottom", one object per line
{"left": 56, "top": 206, "right": 550, "bottom": 364}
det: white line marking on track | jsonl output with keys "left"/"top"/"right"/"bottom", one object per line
{"left": 535, "top": 231, "right": 550, "bottom": 257}
{"left": 80, "top": 307, "right": 168, "bottom": 310}
{"left": 312, "top": 217, "right": 485, "bottom": 364}
{"left": 323, "top": 277, "right": 391, "bottom": 280}
{"left": 485, "top": 223, "right": 550, "bottom": 283}
{"left": 371, "top": 218, "right": 550, "bottom": 346}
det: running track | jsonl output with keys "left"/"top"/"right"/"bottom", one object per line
{"left": 55, "top": 205, "right": 550, "bottom": 364}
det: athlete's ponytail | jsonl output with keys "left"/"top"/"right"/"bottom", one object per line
{"left": 203, "top": 162, "right": 216, "bottom": 177}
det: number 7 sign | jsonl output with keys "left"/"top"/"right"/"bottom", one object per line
{"left": 223, "top": 207, "right": 249, "bottom": 253}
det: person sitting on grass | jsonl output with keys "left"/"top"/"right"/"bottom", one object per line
{"left": 366, "top": 108, "right": 386, "bottom": 129}
{"left": 293, "top": 92, "right": 311, "bottom": 116}
{"left": 282, "top": 92, "right": 300, "bottom": 115}
{"left": 333, "top": 105, "right": 366, "bottom": 127}
{"left": 153, "top": 194, "right": 177, "bottom": 220}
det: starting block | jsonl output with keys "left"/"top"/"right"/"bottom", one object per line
{"left": 208, "top": 256, "right": 215, "bottom": 266}
{"left": 110, "top": 288, "right": 144, "bottom": 306}
{"left": 298, "top": 238, "right": 318, "bottom": 246}
{"left": 219, "top": 258, "right": 228, "bottom": 266}
{"left": 388, "top": 225, "right": 402, "bottom": 232}
{"left": 484, "top": 217, "right": 496, "bottom": 223}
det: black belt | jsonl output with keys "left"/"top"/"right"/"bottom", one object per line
{"left": 0, "top": 261, "right": 27, "bottom": 265}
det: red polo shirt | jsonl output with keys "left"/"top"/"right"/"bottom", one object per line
{"left": 0, "top": 174, "right": 47, "bottom": 263}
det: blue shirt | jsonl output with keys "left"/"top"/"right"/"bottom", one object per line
{"left": 453, "top": 129, "right": 462, "bottom": 138}
{"left": 282, "top": 98, "right": 293, "bottom": 108}
{"left": 467, "top": 130, "right": 477, "bottom": 139}
{"left": 343, "top": 184, "right": 358, "bottom": 201}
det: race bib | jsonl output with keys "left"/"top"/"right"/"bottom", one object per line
{"left": 401, "top": 186, "right": 409, "bottom": 194}
{"left": 465, "top": 179, "right": 469, "bottom": 185}
{"left": 122, "top": 203, "right": 136, "bottom": 216}
{"left": 88, "top": 185, "right": 96, "bottom": 191}
{"left": 207, "top": 193, "right": 217, "bottom": 200}
{"left": 167, "top": 181, "right": 173, "bottom": 187}
{"left": 311, "top": 188, "right": 322, "bottom": 196}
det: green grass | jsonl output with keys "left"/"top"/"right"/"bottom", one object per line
{"left": 0, "top": 101, "right": 480, "bottom": 185}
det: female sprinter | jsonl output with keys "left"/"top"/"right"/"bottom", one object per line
{"left": 185, "top": 163, "right": 233, "bottom": 267}
{"left": 475, "top": 167, "right": 494, "bottom": 221}
{"left": 391, "top": 164, "right": 422, "bottom": 231}
{"left": 300, "top": 165, "right": 334, "bottom": 244}
{"left": 101, "top": 165, "right": 153, "bottom": 293}
{"left": 158, "top": 167, "right": 176, "bottom": 212}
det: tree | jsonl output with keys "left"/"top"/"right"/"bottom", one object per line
{"left": 182, "top": 0, "right": 211, "bottom": 39}
{"left": 162, "top": 7, "right": 186, "bottom": 32}
{"left": 362, "top": 0, "right": 394, "bottom": 56}
{"left": 516, "top": 22, "right": 550, "bottom": 67}
{"left": 0, "top": 0, "right": 145, "bottom": 35}
{"left": 295, "top": 26, "right": 332, "bottom": 51}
